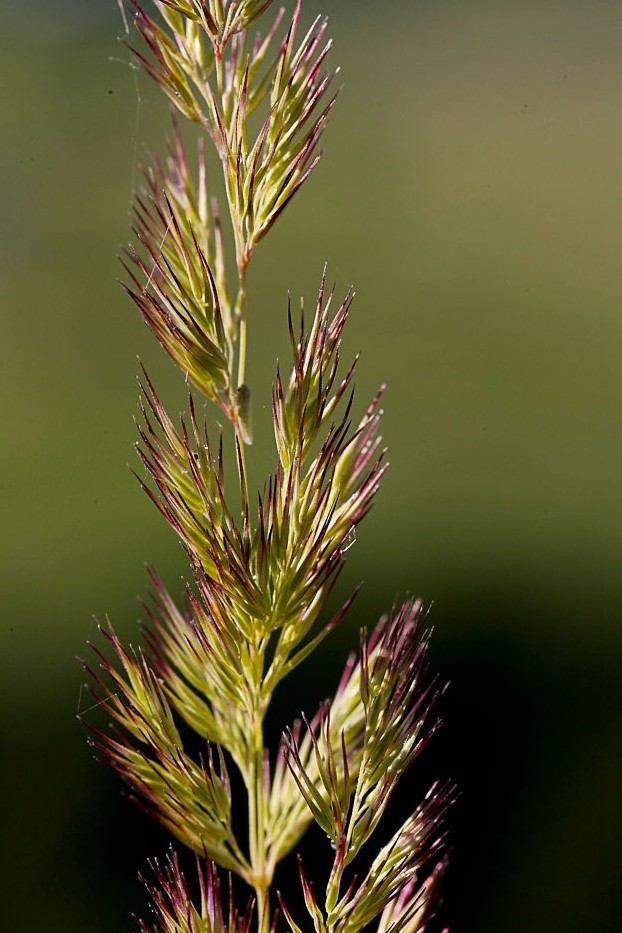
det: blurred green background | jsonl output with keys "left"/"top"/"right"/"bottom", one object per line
{"left": 2, "top": 0, "right": 621, "bottom": 929}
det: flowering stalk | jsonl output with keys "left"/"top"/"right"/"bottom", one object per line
{"left": 82, "top": 2, "right": 452, "bottom": 931}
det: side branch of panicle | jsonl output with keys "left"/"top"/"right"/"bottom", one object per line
{"left": 140, "top": 565, "right": 260, "bottom": 774}
{"left": 255, "top": 274, "right": 387, "bottom": 692}
{"left": 273, "top": 266, "right": 356, "bottom": 470}
{"left": 124, "top": 124, "right": 238, "bottom": 414}
{"left": 134, "top": 367, "right": 255, "bottom": 598}
{"left": 279, "top": 601, "right": 453, "bottom": 933}
{"left": 137, "top": 848, "right": 254, "bottom": 933}
{"left": 82, "top": 622, "right": 251, "bottom": 877}
{"left": 133, "top": 272, "right": 387, "bottom": 691}
{"left": 127, "top": 1, "right": 337, "bottom": 268}
{"left": 138, "top": 1, "right": 278, "bottom": 57}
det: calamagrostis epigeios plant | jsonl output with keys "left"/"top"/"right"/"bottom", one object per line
{"left": 82, "top": 2, "right": 453, "bottom": 930}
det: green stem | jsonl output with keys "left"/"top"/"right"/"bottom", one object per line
{"left": 234, "top": 280, "right": 248, "bottom": 385}
{"left": 212, "top": 39, "right": 263, "bottom": 927}
{"left": 249, "top": 702, "right": 270, "bottom": 933}
{"left": 215, "top": 47, "right": 224, "bottom": 99}
{"left": 237, "top": 420, "right": 250, "bottom": 512}
{"left": 231, "top": 277, "right": 250, "bottom": 506}
{"left": 256, "top": 885, "right": 270, "bottom": 933}
{"left": 237, "top": 309, "right": 247, "bottom": 388}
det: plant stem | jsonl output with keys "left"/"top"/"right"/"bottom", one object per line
{"left": 249, "top": 692, "right": 270, "bottom": 933}
{"left": 215, "top": 46, "right": 224, "bottom": 100}
{"left": 232, "top": 274, "right": 250, "bottom": 506}
{"left": 235, "top": 279, "right": 248, "bottom": 386}
{"left": 236, "top": 419, "right": 250, "bottom": 510}
{"left": 237, "top": 310, "right": 247, "bottom": 387}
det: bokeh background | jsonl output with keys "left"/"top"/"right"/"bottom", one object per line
{"left": 2, "top": 0, "right": 621, "bottom": 929}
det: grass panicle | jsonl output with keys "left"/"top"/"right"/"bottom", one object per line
{"left": 83, "top": 3, "right": 452, "bottom": 931}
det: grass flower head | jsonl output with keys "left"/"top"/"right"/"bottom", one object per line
{"left": 82, "top": 2, "right": 452, "bottom": 930}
